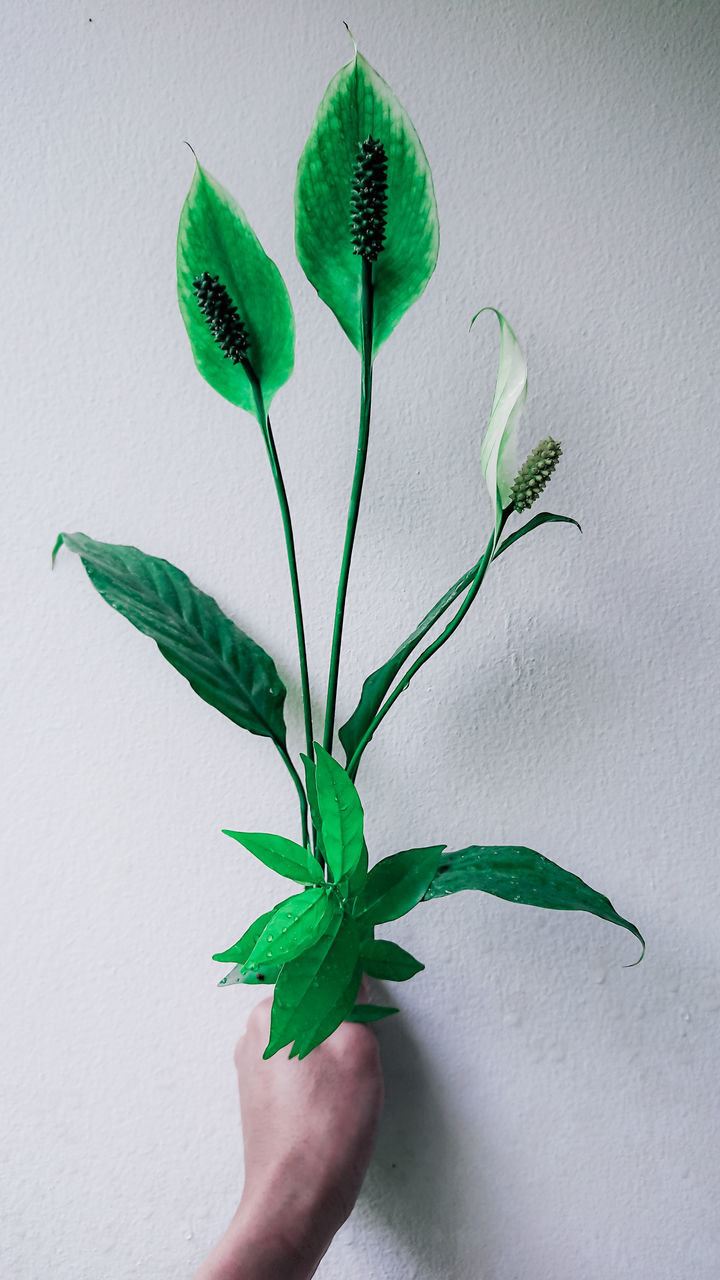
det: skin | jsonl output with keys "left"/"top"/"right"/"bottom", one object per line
{"left": 193, "top": 984, "right": 384, "bottom": 1280}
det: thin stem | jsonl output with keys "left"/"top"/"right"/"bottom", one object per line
{"left": 347, "top": 509, "right": 512, "bottom": 780}
{"left": 276, "top": 743, "right": 309, "bottom": 849}
{"left": 324, "top": 258, "right": 374, "bottom": 754}
{"left": 243, "top": 362, "right": 313, "bottom": 845}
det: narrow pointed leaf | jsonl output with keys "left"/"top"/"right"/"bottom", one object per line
{"left": 222, "top": 831, "right": 324, "bottom": 885}
{"left": 177, "top": 160, "right": 294, "bottom": 410}
{"left": 423, "top": 845, "right": 644, "bottom": 961}
{"left": 263, "top": 915, "right": 360, "bottom": 1059}
{"left": 296, "top": 49, "right": 439, "bottom": 356}
{"left": 314, "top": 744, "right": 364, "bottom": 882}
{"left": 54, "top": 533, "right": 287, "bottom": 744}
{"left": 493, "top": 512, "right": 582, "bottom": 561}
{"left": 300, "top": 753, "right": 325, "bottom": 859}
{"left": 339, "top": 557, "right": 482, "bottom": 766}
{"left": 345, "top": 1004, "right": 399, "bottom": 1023}
{"left": 360, "top": 938, "right": 424, "bottom": 981}
{"left": 212, "top": 908, "right": 276, "bottom": 964}
{"left": 243, "top": 888, "right": 338, "bottom": 970}
{"left": 473, "top": 309, "right": 527, "bottom": 546}
{"left": 355, "top": 845, "right": 445, "bottom": 925}
{"left": 217, "top": 961, "right": 281, "bottom": 986}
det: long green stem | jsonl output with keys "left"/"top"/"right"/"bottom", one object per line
{"left": 324, "top": 258, "right": 374, "bottom": 754}
{"left": 277, "top": 743, "right": 309, "bottom": 848}
{"left": 244, "top": 363, "right": 313, "bottom": 844}
{"left": 347, "top": 510, "right": 511, "bottom": 780}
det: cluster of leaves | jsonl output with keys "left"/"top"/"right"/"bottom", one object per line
{"left": 55, "top": 37, "right": 643, "bottom": 1061}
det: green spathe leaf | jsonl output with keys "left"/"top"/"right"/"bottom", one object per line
{"left": 360, "top": 937, "right": 424, "bottom": 981}
{"left": 355, "top": 845, "right": 445, "bottom": 925}
{"left": 493, "top": 511, "right": 582, "bottom": 560}
{"left": 346, "top": 1004, "right": 399, "bottom": 1023}
{"left": 473, "top": 309, "right": 527, "bottom": 546}
{"left": 424, "top": 845, "right": 645, "bottom": 962}
{"left": 313, "top": 743, "right": 364, "bottom": 882}
{"left": 295, "top": 48, "right": 439, "bottom": 357}
{"left": 222, "top": 831, "right": 324, "bottom": 885}
{"left": 264, "top": 915, "right": 361, "bottom": 1059}
{"left": 177, "top": 159, "right": 295, "bottom": 411}
{"left": 53, "top": 533, "right": 287, "bottom": 745}
{"left": 243, "top": 888, "right": 338, "bottom": 970}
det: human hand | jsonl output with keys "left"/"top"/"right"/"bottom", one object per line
{"left": 193, "top": 984, "right": 384, "bottom": 1280}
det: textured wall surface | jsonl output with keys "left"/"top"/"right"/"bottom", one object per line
{"left": 4, "top": 1, "right": 719, "bottom": 1276}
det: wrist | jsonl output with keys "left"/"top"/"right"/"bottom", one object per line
{"left": 193, "top": 1197, "right": 330, "bottom": 1280}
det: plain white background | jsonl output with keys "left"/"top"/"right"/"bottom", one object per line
{"left": 3, "top": 1, "right": 719, "bottom": 1276}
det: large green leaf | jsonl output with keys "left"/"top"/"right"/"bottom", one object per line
{"left": 313, "top": 744, "right": 364, "bottom": 882}
{"left": 243, "top": 888, "right": 338, "bottom": 971}
{"left": 53, "top": 532, "right": 287, "bottom": 744}
{"left": 222, "top": 831, "right": 324, "bottom": 885}
{"left": 177, "top": 159, "right": 294, "bottom": 411}
{"left": 360, "top": 937, "right": 424, "bottom": 981}
{"left": 424, "top": 846, "right": 645, "bottom": 960}
{"left": 213, "top": 908, "right": 283, "bottom": 986}
{"left": 295, "top": 46, "right": 439, "bottom": 357}
{"left": 473, "top": 309, "right": 527, "bottom": 546}
{"left": 355, "top": 846, "right": 445, "bottom": 926}
{"left": 264, "top": 915, "right": 361, "bottom": 1059}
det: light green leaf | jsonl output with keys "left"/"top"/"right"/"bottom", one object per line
{"left": 264, "top": 915, "right": 361, "bottom": 1059}
{"left": 424, "top": 845, "right": 645, "bottom": 962}
{"left": 314, "top": 744, "right": 364, "bottom": 882}
{"left": 222, "top": 831, "right": 324, "bottom": 885}
{"left": 243, "top": 888, "right": 338, "bottom": 970}
{"left": 212, "top": 908, "right": 277, "bottom": 964}
{"left": 360, "top": 937, "right": 424, "bottom": 981}
{"left": 53, "top": 533, "right": 287, "bottom": 745}
{"left": 473, "top": 309, "right": 527, "bottom": 546}
{"left": 177, "top": 159, "right": 294, "bottom": 411}
{"left": 493, "top": 511, "right": 582, "bottom": 560}
{"left": 355, "top": 846, "right": 445, "bottom": 926}
{"left": 345, "top": 1004, "right": 399, "bottom": 1023}
{"left": 295, "top": 48, "right": 439, "bottom": 357}
{"left": 217, "top": 961, "right": 281, "bottom": 987}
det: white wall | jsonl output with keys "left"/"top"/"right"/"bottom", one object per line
{"left": 4, "top": 1, "right": 719, "bottom": 1276}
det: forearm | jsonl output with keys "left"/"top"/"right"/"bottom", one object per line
{"left": 192, "top": 1200, "right": 328, "bottom": 1280}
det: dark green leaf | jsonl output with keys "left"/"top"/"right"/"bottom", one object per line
{"left": 424, "top": 845, "right": 645, "bottom": 961}
{"left": 313, "top": 744, "right": 364, "bottom": 882}
{"left": 295, "top": 48, "right": 438, "bottom": 357}
{"left": 355, "top": 846, "right": 445, "bottom": 926}
{"left": 346, "top": 1004, "right": 399, "bottom": 1023}
{"left": 346, "top": 839, "right": 369, "bottom": 899}
{"left": 243, "top": 888, "right": 338, "bottom": 970}
{"left": 360, "top": 937, "right": 424, "bottom": 981}
{"left": 222, "top": 831, "right": 324, "bottom": 885}
{"left": 264, "top": 915, "right": 361, "bottom": 1059}
{"left": 212, "top": 908, "right": 276, "bottom": 964}
{"left": 53, "top": 533, "right": 287, "bottom": 744}
{"left": 493, "top": 512, "right": 582, "bottom": 561}
{"left": 177, "top": 160, "right": 294, "bottom": 411}
{"left": 339, "top": 561, "right": 480, "bottom": 768}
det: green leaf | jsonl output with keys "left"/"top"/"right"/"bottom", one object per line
{"left": 177, "top": 159, "right": 294, "bottom": 411}
{"left": 493, "top": 512, "right": 582, "bottom": 560}
{"left": 423, "top": 846, "right": 645, "bottom": 962}
{"left": 360, "top": 937, "right": 424, "bottom": 981}
{"left": 295, "top": 47, "right": 439, "bottom": 357}
{"left": 243, "top": 888, "right": 338, "bottom": 970}
{"left": 217, "top": 961, "right": 281, "bottom": 987}
{"left": 300, "top": 753, "right": 325, "bottom": 858}
{"left": 355, "top": 846, "right": 445, "bottom": 926}
{"left": 53, "top": 533, "right": 287, "bottom": 745}
{"left": 222, "top": 831, "right": 324, "bottom": 885}
{"left": 313, "top": 744, "right": 364, "bottom": 882}
{"left": 473, "top": 309, "right": 527, "bottom": 546}
{"left": 212, "top": 908, "right": 276, "bottom": 964}
{"left": 346, "top": 839, "right": 369, "bottom": 899}
{"left": 339, "top": 559, "right": 481, "bottom": 768}
{"left": 264, "top": 915, "right": 361, "bottom": 1059}
{"left": 345, "top": 1004, "right": 399, "bottom": 1023}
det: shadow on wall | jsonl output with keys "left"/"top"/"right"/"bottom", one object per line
{"left": 356, "top": 1001, "right": 495, "bottom": 1279}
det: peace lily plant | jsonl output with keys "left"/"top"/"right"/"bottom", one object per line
{"left": 54, "top": 39, "right": 643, "bottom": 1060}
